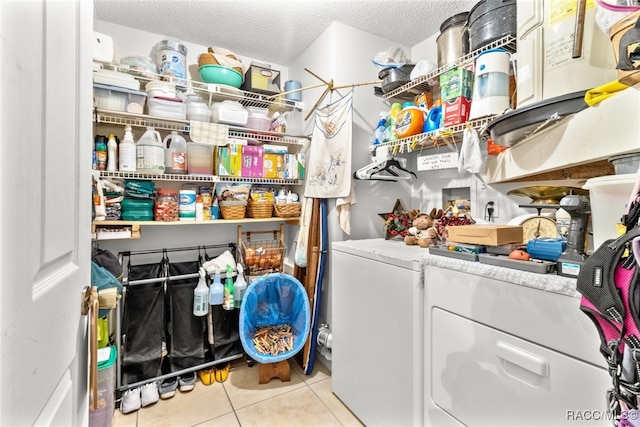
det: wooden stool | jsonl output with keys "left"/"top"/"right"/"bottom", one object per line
{"left": 258, "top": 360, "right": 291, "bottom": 384}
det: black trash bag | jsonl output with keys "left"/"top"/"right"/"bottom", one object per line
{"left": 121, "top": 260, "right": 165, "bottom": 386}
{"left": 166, "top": 260, "right": 206, "bottom": 372}
{"left": 208, "top": 305, "right": 243, "bottom": 361}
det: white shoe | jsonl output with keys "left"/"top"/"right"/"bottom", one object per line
{"left": 120, "top": 387, "right": 141, "bottom": 414}
{"left": 140, "top": 382, "right": 159, "bottom": 407}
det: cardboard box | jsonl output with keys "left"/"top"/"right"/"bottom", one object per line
{"left": 263, "top": 153, "right": 283, "bottom": 179}
{"left": 442, "top": 96, "right": 472, "bottom": 128}
{"left": 446, "top": 225, "right": 524, "bottom": 246}
{"left": 241, "top": 145, "right": 264, "bottom": 178}
{"left": 439, "top": 67, "right": 473, "bottom": 101}
{"left": 217, "top": 143, "right": 243, "bottom": 177}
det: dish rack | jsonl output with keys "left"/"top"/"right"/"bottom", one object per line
{"left": 238, "top": 224, "right": 286, "bottom": 277}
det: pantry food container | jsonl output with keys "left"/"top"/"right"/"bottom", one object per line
{"left": 246, "top": 106, "right": 271, "bottom": 130}
{"left": 187, "top": 142, "right": 214, "bottom": 175}
{"left": 186, "top": 101, "right": 212, "bottom": 122}
{"left": 121, "top": 198, "right": 154, "bottom": 221}
{"left": 93, "top": 83, "right": 147, "bottom": 113}
{"left": 145, "top": 80, "right": 177, "bottom": 99}
{"left": 211, "top": 100, "right": 248, "bottom": 126}
{"left": 146, "top": 97, "right": 187, "bottom": 120}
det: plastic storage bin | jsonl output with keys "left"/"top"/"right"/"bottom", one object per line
{"left": 121, "top": 198, "right": 154, "bottom": 221}
{"left": 93, "top": 83, "right": 147, "bottom": 114}
{"left": 583, "top": 174, "right": 635, "bottom": 250}
{"left": 246, "top": 107, "right": 271, "bottom": 131}
{"left": 93, "top": 69, "right": 140, "bottom": 91}
{"left": 146, "top": 97, "right": 187, "bottom": 120}
{"left": 187, "top": 142, "right": 214, "bottom": 175}
{"left": 145, "top": 80, "right": 177, "bottom": 99}
{"left": 211, "top": 101, "right": 248, "bottom": 126}
{"left": 89, "top": 346, "right": 117, "bottom": 427}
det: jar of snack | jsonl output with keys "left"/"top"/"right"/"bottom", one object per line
{"left": 154, "top": 189, "right": 179, "bottom": 221}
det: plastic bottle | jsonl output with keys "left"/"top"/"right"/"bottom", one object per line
{"left": 163, "top": 131, "right": 187, "bottom": 174}
{"left": 233, "top": 264, "right": 247, "bottom": 307}
{"left": 193, "top": 267, "right": 209, "bottom": 316}
{"left": 386, "top": 103, "right": 402, "bottom": 142}
{"left": 395, "top": 102, "right": 425, "bottom": 139}
{"left": 119, "top": 126, "right": 137, "bottom": 172}
{"left": 136, "top": 127, "right": 165, "bottom": 174}
{"left": 373, "top": 112, "right": 387, "bottom": 145}
{"left": 106, "top": 134, "right": 118, "bottom": 172}
{"left": 223, "top": 265, "right": 235, "bottom": 310}
{"left": 95, "top": 135, "right": 107, "bottom": 171}
{"left": 209, "top": 269, "right": 224, "bottom": 305}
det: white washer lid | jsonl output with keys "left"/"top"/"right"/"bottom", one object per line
{"left": 93, "top": 69, "right": 140, "bottom": 91}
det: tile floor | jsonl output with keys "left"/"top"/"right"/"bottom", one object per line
{"left": 112, "top": 359, "right": 364, "bottom": 427}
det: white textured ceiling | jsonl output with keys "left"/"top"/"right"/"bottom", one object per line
{"left": 94, "top": 0, "right": 477, "bottom": 65}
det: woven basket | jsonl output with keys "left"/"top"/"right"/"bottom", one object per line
{"left": 247, "top": 200, "right": 274, "bottom": 219}
{"left": 198, "top": 48, "right": 219, "bottom": 67}
{"left": 220, "top": 203, "right": 247, "bottom": 220}
{"left": 273, "top": 203, "right": 301, "bottom": 218}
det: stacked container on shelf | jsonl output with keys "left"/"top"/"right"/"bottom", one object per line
{"left": 145, "top": 80, "right": 186, "bottom": 120}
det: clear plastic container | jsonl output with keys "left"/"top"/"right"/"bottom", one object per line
{"left": 186, "top": 101, "right": 212, "bottom": 122}
{"left": 246, "top": 106, "right": 271, "bottom": 130}
{"left": 187, "top": 142, "right": 214, "bottom": 175}
{"left": 154, "top": 189, "right": 179, "bottom": 222}
{"left": 146, "top": 97, "right": 186, "bottom": 120}
{"left": 211, "top": 101, "right": 248, "bottom": 126}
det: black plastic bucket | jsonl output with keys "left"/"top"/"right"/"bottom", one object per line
{"left": 468, "top": 0, "right": 516, "bottom": 52}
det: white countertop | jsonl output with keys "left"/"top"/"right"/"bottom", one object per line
{"left": 331, "top": 238, "right": 579, "bottom": 298}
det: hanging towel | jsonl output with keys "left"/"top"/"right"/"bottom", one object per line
{"left": 304, "top": 90, "right": 353, "bottom": 198}
{"left": 336, "top": 182, "right": 357, "bottom": 235}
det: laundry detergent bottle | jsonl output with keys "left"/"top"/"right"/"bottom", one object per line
{"left": 193, "top": 267, "right": 209, "bottom": 316}
{"left": 163, "top": 131, "right": 187, "bottom": 174}
{"left": 209, "top": 268, "right": 223, "bottom": 305}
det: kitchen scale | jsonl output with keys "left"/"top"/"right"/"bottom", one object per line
{"left": 507, "top": 186, "right": 588, "bottom": 244}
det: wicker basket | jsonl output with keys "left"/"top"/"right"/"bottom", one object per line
{"left": 197, "top": 47, "right": 219, "bottom": 67}
{"left": 247, "top": 200, "right": 274, "bottom": 219}
{"left": 273, "top": 203, "right": 301, "bottom": 218}
{"left": 219, "top": 202, "right": 247, "bottom": 220}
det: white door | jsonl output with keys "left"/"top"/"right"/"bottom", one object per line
{"left": 0, "top": 0, "right": 93, "bottom": 425}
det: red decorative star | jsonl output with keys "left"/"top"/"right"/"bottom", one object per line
{"left": 378, "top": 199, "right": 410, "bottom": 240}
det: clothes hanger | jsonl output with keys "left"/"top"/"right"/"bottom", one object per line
{"left": 353, "top": 157, "right": 416, "bottom": 182}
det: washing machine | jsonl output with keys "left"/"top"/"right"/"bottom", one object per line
{"left": 423, "top": 259, "right": 612, "bottom": 426}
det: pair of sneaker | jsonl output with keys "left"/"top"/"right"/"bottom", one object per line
{"left": 120, "top": 382, "right": 159, "bottom": 414}
{"left": 158, "top": 371, "right": 196, "bottom": 399}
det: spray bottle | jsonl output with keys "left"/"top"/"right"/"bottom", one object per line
{"left": 233, "top": 264, "right": 247, "bottom": 308}
{"left": 223, "top": 265, "right": 235, "bottom": 310}
{"left": 209, "top": 268, "right": 224, "bottom": 305}
{"left": 193, "top": 267, "right": 209, "bottom": 316}
{"left": 373, "top": 112, "right": 387, "bottom": 145}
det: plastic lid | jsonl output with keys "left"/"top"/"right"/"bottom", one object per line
{"left": 391, "top": 103, "right": 402, "bottom": 109}
{"left": 97, "top": 346, "right": 117, "bottom": 370}
{"left": 157, "top": 189, "right": 177, "bottom": 195}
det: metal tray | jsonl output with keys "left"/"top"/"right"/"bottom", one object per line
{"left": 429, "top": 247, "right": 479, "bottom": 262}
{"left": 487, "top": 90, "right": 588, "bottom": 146}
{"left": 477, "top": 253, "right": 556, "bottom": 274}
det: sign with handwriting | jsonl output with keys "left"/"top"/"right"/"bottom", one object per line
{"left": 417, "top": 152, "right": 459, "bottom": 171}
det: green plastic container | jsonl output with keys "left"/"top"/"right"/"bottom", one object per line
{"left": 121, "top": 198, "right": 154, "bottom": 221}
{"left": 199, "top": 65, "right": 243, "bottom": 88}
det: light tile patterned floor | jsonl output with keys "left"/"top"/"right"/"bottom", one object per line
{"left": 112, "top": 359, "right": 363, "bottom": 427}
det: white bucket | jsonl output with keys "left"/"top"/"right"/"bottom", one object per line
{"left": 583, "top": 173, "right": 636, "bottom": 250}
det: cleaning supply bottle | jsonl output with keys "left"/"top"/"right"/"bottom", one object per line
{"left": 233, "top": 264, "right": 247, "bottom": 307}
{"left": 193, "top": 267, "right": 209, "bottom": 316}
{"left": 223, "top": 265, "right": 235, "bottom": 310}
{"left": 136, "top": 126, "right": 165, "bottom": 175}
{"left": 386, "top": 103, "right": 402, "bottom": 142}
{"left": 209, "top": 268, "right": 224, "bottom": 305}
{"left": 163, "top": 131, "right": 187, "bottom": 174}
{"left": 106, "top": 134, "right": 118, "bottom": 172}
{"left": 373, "top": 112, "right": 387, "bottom": 145}
{"left": 119, "top": 126, "right": 137, "bottom": 172}
{"left": 395, "top": 102, "right": 425, "bottom": 139}
{"left": 95, "top": 135, "right": 107, "bottom": 171}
